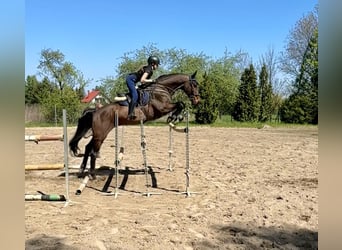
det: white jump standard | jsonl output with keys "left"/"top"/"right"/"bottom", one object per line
{"left": 168, "top": 110, "right": 200, "bottom": 197}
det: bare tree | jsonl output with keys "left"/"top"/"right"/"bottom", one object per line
{"left": 279, "top": 5, "right": 318, "bottom": 78}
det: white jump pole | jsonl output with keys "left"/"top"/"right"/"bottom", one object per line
{"left": 75, "top": 175, "right": 89, "bottom": 195}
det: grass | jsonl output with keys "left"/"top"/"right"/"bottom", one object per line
{"left": 25, "top": 122, "right": 62, "bottom": 127}
{"left": 25, "top": 115, "right": 318, "bottom": 129}
{"left": 131, "top": 115, "right": 317, "bottom": 129}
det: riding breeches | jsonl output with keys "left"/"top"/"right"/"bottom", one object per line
{"left": 126, "top": 74, "right": 138, "bottom": 105}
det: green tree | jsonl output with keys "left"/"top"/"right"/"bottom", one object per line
{"left": 38, "top": 49, "right": 75, "bottom": 91}
{"left": 206, "top": 50, "right": 242, "bottom": 118}
{"left": 37, "top": 48, "right": 90, "bottom": 92}
{"left": 167, "top": 51, "right": 207, "bottom": 111}
{"left": 233, "top": 64, "right": 259, "bottom": 122}
{"left": 35, "top": 48, "right": 90, "bottom": 122}
{"left": 280, "top": 94, "right": 311, "bottom": 124}
{"left": 280, "top": 29, "right": 318, "bottom": 124}
{"left": 259, "top": 64, "right": 274, "bottom": 122}
{"left": 25, "top": 76, "right": 55, "bottom": 104}
{"left": 25, "top": 75, "right": 40, "bottom": 104}
{"left": 194, "top": 72, "right": 219, "bottom": 124}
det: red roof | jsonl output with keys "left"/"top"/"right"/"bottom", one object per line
{"left": 81, "top": 90, "right": 100, "bottom": 103}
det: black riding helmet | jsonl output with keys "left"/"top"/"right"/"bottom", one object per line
{"left": 147, "top": 55, "right": 160, "bottom": 66}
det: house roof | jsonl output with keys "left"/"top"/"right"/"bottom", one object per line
{"left": 81, "top": 90, "right": 100, "bottom": 103}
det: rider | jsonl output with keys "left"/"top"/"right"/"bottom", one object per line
{"left": 126, "top": 55, "right": 160, "bottom": 120}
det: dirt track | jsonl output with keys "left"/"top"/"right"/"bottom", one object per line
{"left": 25, "top": 126, "right": 318, "bottom": 250}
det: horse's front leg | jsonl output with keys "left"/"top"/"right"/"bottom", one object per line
{"left": 167, "top": 102, "right": 185, "bottom": 123}
{"left": 88, "top": 139, "right": 103, "bottom": 180}
{"left": 88, "top": 152, "right": 97, "bottom": 180}
{"left": 77, "top": 140, "right": 93, "bottom": 178}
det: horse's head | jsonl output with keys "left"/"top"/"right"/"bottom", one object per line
{"left": 183, "top": 71, "right": 200, "bottom": 105}
{"left": 155, "top": 71, "right": 200, "bottom": 105}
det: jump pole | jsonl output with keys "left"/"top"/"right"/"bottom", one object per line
{"left": 25, "top": 164, "right": 81, "bottom": 171}
{"left": 169, "top": 110, "right": 200, "bottom": 197}
{"left": 25, "top": 194, "right": 66, "bottom": 201}
{"left": 25, "top": 134, "right": 64, "bottom": 144}
{"left": 75, "top": 175, "right": 90, "bottom": 195}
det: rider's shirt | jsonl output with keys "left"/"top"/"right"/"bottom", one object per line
{"left": 133, "top": 65, "right": 153, "bottom": 82}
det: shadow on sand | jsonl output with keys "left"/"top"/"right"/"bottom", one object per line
{"left": 194, "top": 222, "right": 317, "bottom": 249}
{"left": 26, "top": 234, "right": 77, "bottom": 250}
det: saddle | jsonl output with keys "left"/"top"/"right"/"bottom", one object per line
{"left": 114, "top": 89, "right": 150, "bottom": 107}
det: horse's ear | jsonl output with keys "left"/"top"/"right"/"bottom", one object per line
{"left": 191, "top": 71, "right": 197, "bottom": 79}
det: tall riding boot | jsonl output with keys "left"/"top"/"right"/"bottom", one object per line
{"left": 127, "top": 100, "right": 136, "bottom": 120}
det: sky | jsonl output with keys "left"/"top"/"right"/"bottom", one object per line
{"left": 25, "top": 0, "right": 317, "bottom": 91}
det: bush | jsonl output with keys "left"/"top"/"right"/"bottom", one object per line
{"left": 279, "top": 94, "right": 316, "bottom": 124}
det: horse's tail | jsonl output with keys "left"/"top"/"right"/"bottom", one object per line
{"left": 69, "top": 111, "right": 93, "bottom": 156}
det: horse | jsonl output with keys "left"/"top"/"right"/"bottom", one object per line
{"left": 69, "top": 71, "right": 200, "bottom": 178}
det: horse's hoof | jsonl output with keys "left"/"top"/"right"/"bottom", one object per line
{"left": 167, "top": 116, "right": 174, "bottom": 123}
{"left": 89, "top": 174, "right": 97, "bottom": 180}
{"left": 77, "top": 173, "right": 84, "bottom": 179}
{"left": 77, "top": 171, "right": 85, "bottom": 178}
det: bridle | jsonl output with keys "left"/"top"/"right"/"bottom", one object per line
{"left": 188, "top": 76, "right": 200, "bottom": 101}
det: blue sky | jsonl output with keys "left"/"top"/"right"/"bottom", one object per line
{"left": 25, "top": 0, "right": 317, "bottom": 90}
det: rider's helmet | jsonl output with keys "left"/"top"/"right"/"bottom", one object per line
{"left": 147, "top": 55, "right": 160, "bottom": 66}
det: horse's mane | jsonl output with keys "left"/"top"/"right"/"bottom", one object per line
{"left": 156, "top": 73, "right": 187, "bottom": 84}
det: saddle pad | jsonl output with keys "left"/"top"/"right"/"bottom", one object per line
{"left": 139, "top": 91, "right": 150, "bottom": 106}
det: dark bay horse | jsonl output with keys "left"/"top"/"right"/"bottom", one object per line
{"left": 69, "top": 71, "right": 200, "bottom": 178}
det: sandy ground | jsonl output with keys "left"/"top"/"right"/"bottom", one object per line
{"left": 25, "top": 125, "right": 318, "bottom": 250}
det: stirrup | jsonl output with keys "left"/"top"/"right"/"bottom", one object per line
{"left": 127, "top": 108, "right": 136, "bottom": 120}
{"left": 127, "top": 114, "right": 136, "bottom": 120}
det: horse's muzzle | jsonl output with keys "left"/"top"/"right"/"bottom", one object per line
{"left": 192, "top": 96, "right": 200, "bottom": 105}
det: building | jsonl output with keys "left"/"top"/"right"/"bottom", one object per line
{"left": 81, "top": 90, "right": 107, "bottom": 108}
